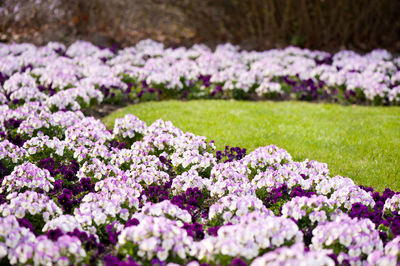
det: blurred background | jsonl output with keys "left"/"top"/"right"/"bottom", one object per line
{"left": 1, "top": 0, "right": 400, "bottom": 52}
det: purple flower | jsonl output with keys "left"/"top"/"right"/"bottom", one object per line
{"left": 126, "top": 218, "right": 140, "bottom": 227}
{"left": 104, "top": 255, "right": 120, "bottom": 266}
{"left": 183, "top": 222, "right": 205, "bottom": 240}
{"left": 80, "top": 177, "right": 94, "bottom": 192}
{"left": 17, "top": 218, "right": 36, "bottom": 235}
{"left": 230, "top": 258, "right": 247, "bottom": 266}
{"left": 208, "top": 226, "right": 221, "bottom": 236}
{"left": 46, "top": 228, "right": 64, "bottom": 241}
{"left": 150, "top": 258, "right": 165, "bottom": 266}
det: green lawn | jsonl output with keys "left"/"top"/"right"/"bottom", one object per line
{"left": 103, "top": 100, "right": 400, "bottom": 192}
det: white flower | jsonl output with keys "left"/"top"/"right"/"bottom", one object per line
{"left": 0, "top": 243, "right": 7, "bottom": 258}
{"left": 94, "top": 212, "right": 107, "bottom": 225}
{"left": 157, "top": 249, "right": 169, "bottom": 261}
{"left": 140, "top": 237, "right": 158, "bottom": 253}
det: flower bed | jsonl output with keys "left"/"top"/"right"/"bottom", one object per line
{"left": 0, "top": 41, "right": 400, "bottom": 265}
{"left": 1, "top": 40, "right": 400, "bottom": 108}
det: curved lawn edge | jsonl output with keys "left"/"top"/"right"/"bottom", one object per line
{"left": 103, "top": 100, "right": 400, "bottom": 191}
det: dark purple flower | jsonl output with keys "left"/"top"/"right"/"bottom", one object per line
{"left": 106, "top": 224, "right": 119, "bottom": 244}
{"left": 150, "top": 258, "right": 166, "bottom": 266}
{"left": 118, "top": 142, "right": 126, "bottom": 149}
{"left": 126, "top": 218, "right": 140, "bottom": 227}
{"left": 141, "top": 80, "right": 148, "bottom": 88}
{"left": 40, "top": 158, "right": 56, "bottom": 173}
{"left": 63, "top": 169, "right": 76, "bottom": 181}
{"left": 103, "top": 255, "right": 120, "bottom": 266}
{"left": 0, "top": 72, "right": 9, "bottom": 85}
{"left": 17, "top": 218, "right": 36, "bottom": 235}
{"left": 183, "top": 222, "right": 205, "bottom": 240}
{"left": 52, "top": 180, "right": 64, "bottom": 193}
{"left": 46, "top": 228, "right": 64, "bottom": 241}
{"left": 230, "top": 258, "right": 247, "bottom": 266}
{"left": 4, "top": 118, "right": 22, "bottom": 129}
{"left": 208, "top": 226, "right": 220, "bottom": 236}
{"left": 80, "top": 177, "right": 94, "bottom": 192}
{"left": 68, "top": 228, "right": 88, "bottom": 242}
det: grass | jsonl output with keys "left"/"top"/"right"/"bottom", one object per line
{"left": 103, "top": 100, "right": 400, "bottom": 192}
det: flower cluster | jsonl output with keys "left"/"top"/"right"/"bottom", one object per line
{"left": 242, "top": 145, "right": 293, "bottom": 177}
{"left": 367, "top": 236, "right": 400, "bottom": 265}
{"left": 251, "top": 243, "right": 334, "bottom": 266}
{"left": 0, "top": 162, "right": 54, "bottom": 194}
{"left": 1, "top": 191, "right": 62, "bottom": 225}
{"left": 140, "top": 200, "right": 192, "bottom": 223}
{"left": 112, "top": 114, "right": 147, "bottom": 144}
{"left": 1, "top": 40, "right": 399, "bottom": 116}
{"left": 74, "top": 192, "right": 134, "bottom": 230}
{"left": 117, "top": 214, "right": 192, "bottom": 262}
{"left": 193, "top": 212, "right": 303, "bottom": 263}
{"left": 209, "top": 195, "right": 271, "bottom": 225}
{"left": 311, "top": 215, "right": 383, "bottom": 264}
{"left": 384, "top": 194, "right": 400, "bottom": 215}
{"left": 282, "top": 195, "right": 340, "bottom": 225}
{"left": 171, "top": 169, "right": 211, "bottom": 195}
{"left": 0, "top": 215, "right": 86, "bottom": 265}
